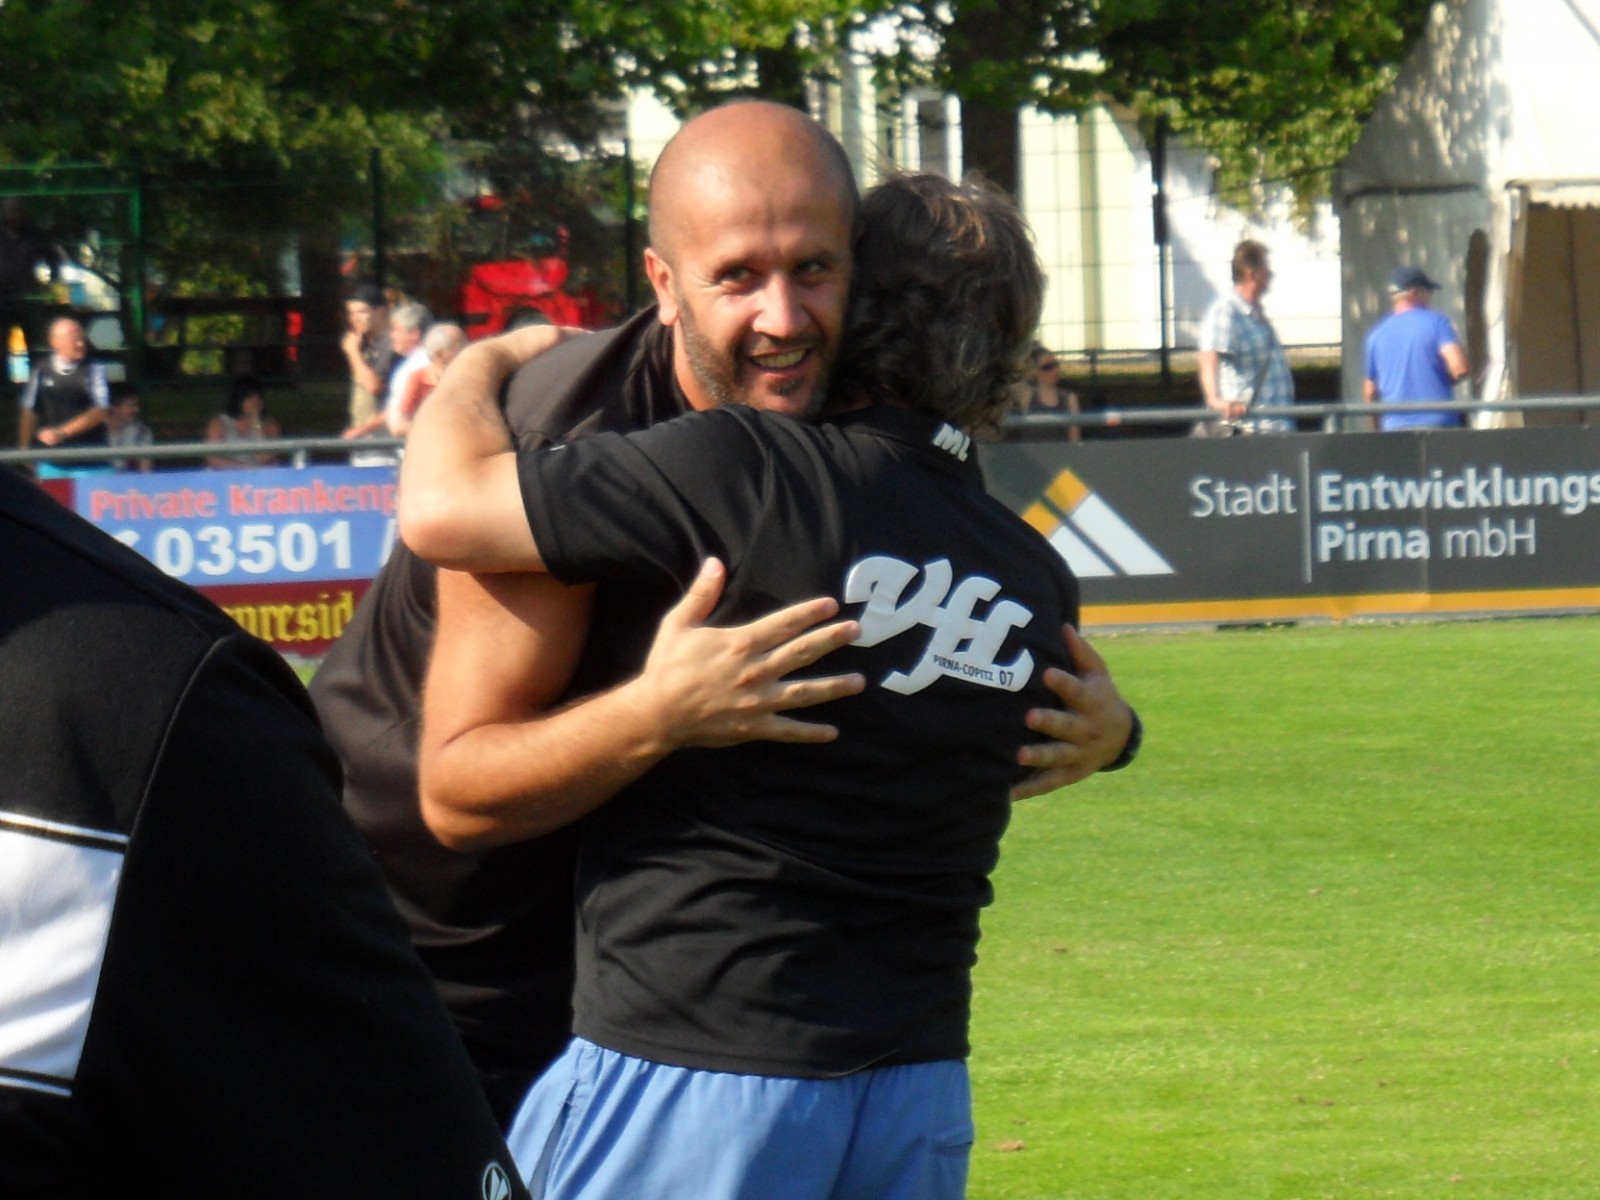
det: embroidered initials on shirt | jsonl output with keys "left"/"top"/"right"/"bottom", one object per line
{"left": 843, "top": 556, "right": 1035, "bottom": 695}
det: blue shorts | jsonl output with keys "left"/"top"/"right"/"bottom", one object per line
{"left": 36, "top": 462, "right": 113, "bottom": 479}
{"left": 507, "top": 1038, "right": 973, "bottom": 1200}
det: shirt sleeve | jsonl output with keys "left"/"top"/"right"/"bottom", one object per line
{"left": 1198, "top": 298, "right": 1230, "bottom": 354}
{"left": 88, "top": 364, "right": 110, "bottom": 408}
{"left": 83, "top": 633, "right": 526, "bottom": 1199}
{"left": 518, "top": 408, "right": 771, "bottom": 590}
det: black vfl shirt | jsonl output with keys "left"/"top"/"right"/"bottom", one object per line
{"left": 518, "top": 404, "right": 1082, "bottom": 1077}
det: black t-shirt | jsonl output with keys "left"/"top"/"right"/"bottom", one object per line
{"left": 518, "top": 405, "right": 1082, "bottom": 1077}
{"left": 23, "top": 359, "right": 108, "bottom": 448}
{"left": 0, "top": 469, "right": 524, "bottom": 1199}
{"left": 307, "top": 309, "right": 686, "bottom": 1069}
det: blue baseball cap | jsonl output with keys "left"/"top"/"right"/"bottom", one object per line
{"left": 1389, "top": 266, "right": 1441, "bottom": 293}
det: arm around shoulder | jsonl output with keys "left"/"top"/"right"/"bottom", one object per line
{"left": 399, "top": 326, "right": 580, "bottom": 573}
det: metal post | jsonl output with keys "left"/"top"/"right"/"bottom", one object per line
{"left": 370, "top": 147, "right": 386, "bottom": 289}
{"left": 129, "top": 173, "right": 147, "bottom": 372}
{"left": 623, "top": 136, "right": 638, "bottom": 312}
{"left": 1152, "top": 116, "right": 1171, "bottom": 388}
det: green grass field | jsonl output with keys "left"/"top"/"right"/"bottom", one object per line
{"left": 296, "top": 615, "right": 1598, "bottom": 1194}
{"left": 968, "top": 616, "right": 1600, "bottom": 1199}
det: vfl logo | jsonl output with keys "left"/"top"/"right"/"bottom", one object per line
{"left": 844, "top": 555, "right": 1034, "bottom": 695}
{"left": 1022, "top": 469, "right": 1175, "bottom": 578}
{"left": 481, "top": 1162, "right": 513, "bottom": 1200}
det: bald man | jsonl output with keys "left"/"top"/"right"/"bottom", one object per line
{"left": 17, "top": 317, "right": 111, "bottom": 478}
{"left": 309, "top": 102, "right": 1135, "bottom": 1126}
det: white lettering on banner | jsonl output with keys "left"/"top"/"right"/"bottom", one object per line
{"left": 1316, "top": 467, "right": 1600, "bottom": 518}
{"left": 1189, "top": 472, "right": 1299, "bottom": 518}
{"left": 110, "top": 520, "right": 358, "bottom": 581}
{"left": 843, "top": 555, "right": 1035, "bottom": 695}
{"left": 1315, "top": 523, "right": 1431, "bottom": 563}
{"left": 1442, "top": 518, "right": 1537, "bottom": 558}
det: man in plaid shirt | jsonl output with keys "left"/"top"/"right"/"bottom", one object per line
{"left": 1197, "top": 240, "right": 1294, "bottom": 433}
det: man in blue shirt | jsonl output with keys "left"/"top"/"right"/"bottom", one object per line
{"left": 1363, "top": 266, "right": 1472, "bottom": 430}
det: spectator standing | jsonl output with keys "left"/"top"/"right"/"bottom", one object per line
{"left": 17, "top": 316, "right": 111, "bottom": 477}
{"left": 104, "top": 380, "right": 154, "bottom": 472}
{"left": 1363, "top": 265, "right": 1471, "bottom": 431}
{"left": 340, "top": 282, "right": 396, "bottom": 460}
{"left": 205, "top": 374, "right": 280, "bottom": 469}
{"left": 1197, "top": 240, "right": 1294, "bottom": 434}
{"left": 379, "top": 303, "right": 433, "bottom": 430}
{"left": 388, "top": 321, "right": 466, "bottom": 437}
{"left": 0, "top": 464, "right": 527, "bottom": 1199}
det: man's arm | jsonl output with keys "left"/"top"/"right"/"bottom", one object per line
{"left": 1197, "top": 350, "right": 1245, "bottom": 423}
{"left": 1441, "top": 339, "right": 1470, "bottom": 384}
{"left": 35, "top": 404, "right": 107, "bottom": 446}
{"left": 341, "top": 330, "right": 383, "bottom": 396}
{"left": 421, "top": 558, "right": 863, "bottom": 850}
{"left": 1011, "top": 625, "right": 1138, "bottom": 800}
{"left": 398, "top": 326, "right": 578, "bottom": 571}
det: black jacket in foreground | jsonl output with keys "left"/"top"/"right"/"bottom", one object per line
{"left": 0, "top": 468, "right": 525, "bottom": 1199}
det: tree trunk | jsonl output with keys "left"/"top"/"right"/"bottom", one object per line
{"left": 944, "top": 0, "right": 1031, "bottom": 198}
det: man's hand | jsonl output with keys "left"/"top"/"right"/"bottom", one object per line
{"left": 420, "top": 558, "right": 866, "bottom": 850}
{"left": 634, "top": 558, "right": 865, "bottom": 750}
{"left": 36, "top": 426, "right": 62, "bottom": 446}
{"left": 1012, "top": 625, "right": 1135, "bottom": 800}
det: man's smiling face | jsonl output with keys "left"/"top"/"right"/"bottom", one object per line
{"left": 644, "top": 108, "right": 855, "bottom": 420}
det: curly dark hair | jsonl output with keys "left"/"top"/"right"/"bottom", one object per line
{"left": 832, "top": 173, "right": 1043, "bottom": 430}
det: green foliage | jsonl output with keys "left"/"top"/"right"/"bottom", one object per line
{"left": 969, "top": 616, "right": 1600, "bottom": 1198}
{"left": 853, "top": 0, "right": 1428, "bottom": 208}
{"left": 0, "top": 0, "right": 830, "bottom": 315}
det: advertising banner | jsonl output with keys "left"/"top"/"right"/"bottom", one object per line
{"left": 72, "top": 464, "right": 398, "bottom": 653}
{"left": 979, "top": 427, "right": 1600, "bottom": 626}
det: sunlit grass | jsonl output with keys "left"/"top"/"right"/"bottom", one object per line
{"left": 969, "top": 617, "right": 1600, "bottom": 1199}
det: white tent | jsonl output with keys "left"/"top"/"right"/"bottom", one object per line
{"left": 1337, "top": 0, "right": 1600, "bottom": 424}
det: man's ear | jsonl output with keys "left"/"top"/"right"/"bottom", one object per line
{"left": 643, "top": 248, "right": 679, "bottom": 327}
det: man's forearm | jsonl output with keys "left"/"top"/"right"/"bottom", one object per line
{"left": 60, "top": 407, "right": 108, "bottom": 439}
{"left": 18, "top": 409, "right": 35, "bottom": 448}
{"left": 1197, "top": 350, "right": 1223, "bottom": 410}
{"left": 423, "top": 671, "right": 682, "bottom": 850}
{"left": 420, "top": 561, "right": 863, "bottom": 851}
{"left": 344, "top": 343, "right": 382, "bottom": 395}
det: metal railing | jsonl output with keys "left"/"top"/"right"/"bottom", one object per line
{"left": 0, "top": 435, "right": 404, "bottom": 469}
{"left": 4, "top": 395, "right": 1599, "bottom": 470}
{"left": 1003, "top": 395, "right": 1600, "bottom": 436}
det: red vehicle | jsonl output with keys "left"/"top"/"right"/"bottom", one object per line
{"left": 457, "top": 253, "right": 610, "bottom": 338}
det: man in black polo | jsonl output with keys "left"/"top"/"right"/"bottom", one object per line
{"left": 16, "top": 316, "right": 110, "bottom": 477}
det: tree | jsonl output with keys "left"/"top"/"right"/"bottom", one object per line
{"left": 0, "top": 0, "right": 841, "bottom": 369}
{"left": 850, "top": 0, "right": 1428, "bottom": 206}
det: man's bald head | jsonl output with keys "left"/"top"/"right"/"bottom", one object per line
{"left": 647, "top": 101, "right": 858, "bottom": 263}
{"left": 640, "top": 100, "right": 858, "bottom": 418}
